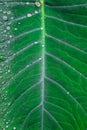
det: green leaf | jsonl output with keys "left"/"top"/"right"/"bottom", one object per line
{"left": 0, "top": 0, "right": 87, "bottom": 130}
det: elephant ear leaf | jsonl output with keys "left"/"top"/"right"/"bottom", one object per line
{"left": 0, "top": 0, "right": 87, "bottom": 130}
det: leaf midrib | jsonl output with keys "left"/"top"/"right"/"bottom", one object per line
{"left": 41, "top": 0, "right": 45, "bottom": 130}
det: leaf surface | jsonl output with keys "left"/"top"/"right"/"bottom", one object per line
{"left": 0, "top": 0, "right": 87, "bottom": 130}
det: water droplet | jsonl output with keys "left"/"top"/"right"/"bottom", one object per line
{"left": 35, "top": 10, "right": 38, "bottom": 14}
{"left": 8, "top": 103, "right": 11, "bottom": 106}
{"left": 0, "top": 9, "right": 2, "bottom": 12}
{"left": 14, "top": 28, "right": 18, "bottom": 30}
{"left": 3, "top": 11, "right": 6, "bottom": 14}
{"left": 13, "top": 127, "right": 16, "bottom": 130}
{"left": 35, "top": 2, "right": 41, "bottom": 7}
{"left": 7, "top": 41, "right": 10, "bottom": 44}
{"left": 11, "top": 17, "right": 14, "bottom": 20}
{"left": 42, "top": 45, "right": 45, "bottom": 47}
{"left": 39, "top": 58, "right": 42, "bottom": 60}
{"left": 41, "top": 27, "right": 43, "bottom": 30}
{"left": 18, "top": 22, "right": 21, "bottom": 24}
{"left": 0, "top": 76, "right": 2, "bottom": 79}
{"left": 6, "top": 26, "right": 10, "bottom": 30}
{"left": 26, "top": 2, "right": 30, "bottom": 5}
{"left": 7, "top": 11, "right": 11, "bottom": 14}
{"left": 6, "top": 122, "right": 9, "bottom": 124}
{"left": 5, "top": 91, "right": 8, "bottom": 93}
{"left": 4, "top": 30, "right": 7, "bottom": 33}
{"left": 13, "top": 53, "right": 16, "bottom": 56}
{"left": 8, "top": 22, "right": 11, "bottom": 25}
{"left": 9, "top": 35, "right": 12, "bottom": 38}
{"left": 67, "top": 91, "right": 69, "bottom": 95}
{"left": 27, "top": 13, "right": 32, "bottom": 17}
{"left": 3, "top": 15, "right": 8, "bottom": 21}
{"left": 26, "top": 65, "right": 29, "bottom": 68}
{"left": 34, "top": 41, "right": 38, "bottom": 44}
{"left": 6, "top": 125, "right": 8, "bottom": 128}
{"left": 8, "top": 69, "right": 10, "bottom": 73}
{"left": 3, "top": 119, "right": 6, "bottom": 121}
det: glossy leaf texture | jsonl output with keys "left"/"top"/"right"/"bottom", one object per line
{"left": 0, "top": 0, "right": 87, "bottom": 130}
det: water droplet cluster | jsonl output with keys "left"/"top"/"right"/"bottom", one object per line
{"left": 0, "top": 1, "right": 13, "bottom": 84}
{"left": 0, "top": 2, "right": 13, "bottom": 129}
{"left": 0, "top": 1, "right": 42, "bottom": 129}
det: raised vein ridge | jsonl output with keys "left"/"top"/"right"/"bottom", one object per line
{"left": 41, "top": 0, "right": 45, "bottom": 130}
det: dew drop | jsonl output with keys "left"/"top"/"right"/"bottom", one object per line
{"left": 41, "top": 27, "right": 43, "bottom": 30}
{"left": 7, "top": 41, "right": 10, "bottom": 44}
{"left": 4, "top": 30, "right": 7, "bottom": 33}
{"left": 35, "top": 10, "right": 38, "bottom": 14}
{"left": 5, "top": 91, "right": 8, "bottom": 93}
{"left": 39, "top": 58, "right": 42, "bottom": 60}
{"left": 8, "top": 22, "right": 11, "bottom": 25}
{"left": 11, "top": 17, "right": 14, "bottom": 20}
{"left": 13, "top": 127, "right": 16, "bottom": 130}
{"left": 0, "top": 9, "right": 2, "bottom": 12}
{"left": 7, "top": 11, "right": 11, "bottom": 14}
{"left": 8, "top": 102, "right": 11, "bottom": 106}
{"left": 0, "top": 76, "right": 2, "bottom": 79}
{"left": 35, "top": 2, "right": 41, "bottom": 7}
{"left": 14, "top": 28, "right": 18, "bottom": 30}
{"left": 27, "top": 13, "right": 32, "bottom": 17}
{"left": 34, "top": 41, "right": 38, "bottom": 44}
{"left": 6, "top": 125, "right": 8, "bottom": 128}
{"left": 18, "top": 22, "right": 21, "bottom": 24}
{"left": 6, "top": 121, "right": 9, "bottom": 124}
{"left": 42, "top": 45, "right": 45, "bottom": 47}
{"left": 26, "top": 64, "right": 29, "bottom": 68}
{"left": 9, "top": 35, "right": 12, "bottom": 38}
{"left": 6, "top": 26, "right": 10, "bottom": 30}
{"left": 3, "top": 15, "right": 8, "bottom": 21}
{"left": 26, "top": 2, "right": 30, "bottom": 5}
{"left": 13, "top": 53, "right": 16, "bottom": 56}
{"left": 8, "top": 69, "right": 10, "bottom": 73}
{"left": 3, "top": 11, "right": 6, "bottom": 14}
{"left": 67, "top": 91, "right": 69, "bottom": 95}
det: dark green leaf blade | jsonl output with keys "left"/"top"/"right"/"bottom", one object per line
{"left": 0, "top": 0, "right": 87, "bottom": 130}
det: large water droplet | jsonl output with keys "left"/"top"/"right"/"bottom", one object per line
{"left": 6, "top": 26, "right": 10, "bottom": 30}
{"left": 3, "top": 15, "right": 8, "bottom": 21}
{"left": 35, "top": 2, "right": 41, "bottom": 7}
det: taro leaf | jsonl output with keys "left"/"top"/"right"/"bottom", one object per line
{"left": 0, "top": 0, "right": 87, "bottom": 130}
